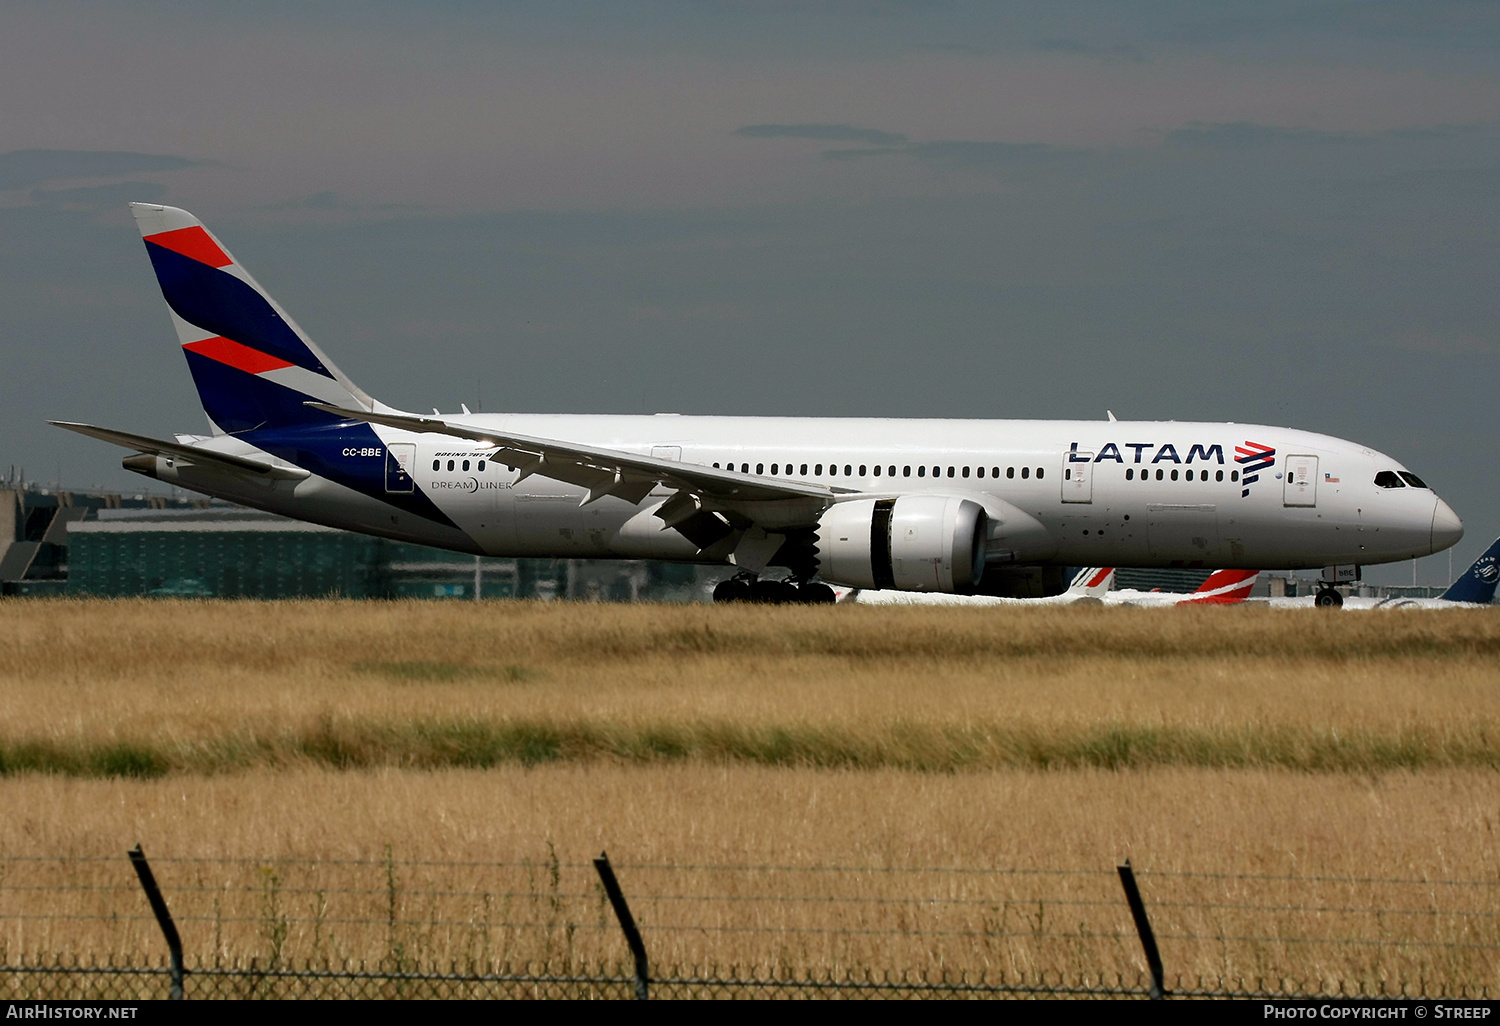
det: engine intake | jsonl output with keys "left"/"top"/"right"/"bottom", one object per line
{"left": 817, "top": 495, "right": 988, "bottom": 593}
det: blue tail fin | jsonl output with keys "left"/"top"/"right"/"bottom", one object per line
{"left": 1439, "top": 538, "right": 1500, "bottom": 603}
{"left": 131, "top": 204, "right": 375, "bottom": 434}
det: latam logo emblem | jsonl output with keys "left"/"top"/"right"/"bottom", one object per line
{"left": 1234, "top": 442, "right": 1276, "bottom": 498}
{"left": 1477, "top": 560, "right": 1499, "bottom": 584}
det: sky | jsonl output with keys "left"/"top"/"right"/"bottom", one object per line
{"left": 2, "top": 0, "right": 1497, "bottom": 585}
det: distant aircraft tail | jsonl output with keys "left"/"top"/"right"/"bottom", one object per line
{"left": 1066, "top": 567, "right": 1115, "bottom": 600}
{"left": 1179, "top": 568, "right": 1259, "bottom": 605}
{"left": 130, "top": 204, "right": 375, "bottom": 435}
{"left": 1438, "top": 538, "right": 1500, "bottom": 604}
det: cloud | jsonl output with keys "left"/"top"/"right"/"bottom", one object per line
{"left": 1035, "top": 38, "right": 1144, "bottom": 62}
{"left": 1381, "top": 328, "right": 1497, "bottom": 356}
{"left": 28, "top": 181, "right": 167, "bottom": 209}
{"left": 1162, "top": 121, "right": 1362, "bottom": 150}
{"left": 734, "top": 123, "right": 908, "bottom": 146}
{"left": 268, "top": 190, "right": 346, "bottom": 211}
{"left": 0, "top": 150, "right": 197, "bottom": 191}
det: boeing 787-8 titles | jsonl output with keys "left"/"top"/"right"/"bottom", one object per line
{"left": 54, "top": 205, "right": 1464, "bottom": 607}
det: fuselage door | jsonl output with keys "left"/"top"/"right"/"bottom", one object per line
{"left": 1062, "top": 453, "right": 1093, "bottom": 503}
{"left": 385, "top": 443, "right": 415, "bottom": 493}
{"left": 1283, "top": 454, "right": 1318, "bottom": 507}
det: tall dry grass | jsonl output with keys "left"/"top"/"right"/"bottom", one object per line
{"left": 0, "top": 599, "right": 1498, "bottom": 774}
{"left": 0, "top": 766, "right": 1496, "bottom": 988}
{"left": 1, "top": 599, "right": 1497, "bottom": 988}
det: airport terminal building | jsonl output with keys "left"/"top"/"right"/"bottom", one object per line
{"left": 1, "top": 485, "right": 705, "bottom": 601}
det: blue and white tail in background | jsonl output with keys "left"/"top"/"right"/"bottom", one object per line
{"left": 1438, "top": 538, "right": 1500, "bottom": 604}
{"left": 131, "top": 204, "right": 375, "bottom": 434}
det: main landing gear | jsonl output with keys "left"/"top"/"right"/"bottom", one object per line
{"left": 713, "top": 574, "right": 836, "bottom": 605}
{"left": 1314, "top": 587, "right": 1344, "bottom": 609}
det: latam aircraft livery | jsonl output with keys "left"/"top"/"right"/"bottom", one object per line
{"left": 54, "top": 205, "right": 1463, "bottom": 607}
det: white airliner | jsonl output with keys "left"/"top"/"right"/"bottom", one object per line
{"left": 53, "top": 204, "right": 1464, "bottom": 606}
{"left": 841, "top": 566, "right": 1117, "bottom": 606}
{"left": 846, "top": 567, "right": 1259, "bottom": 606}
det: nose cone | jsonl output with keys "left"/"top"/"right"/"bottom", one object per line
{"left": 1431, "top": 498, "right": 1464, "bottom": 554}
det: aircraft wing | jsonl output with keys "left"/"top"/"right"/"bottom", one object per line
{"left": 306, "top": 403, "right": 855, "bottom": 525}
{"left": 49, "top": 421, "right": 310, "bottom": 481}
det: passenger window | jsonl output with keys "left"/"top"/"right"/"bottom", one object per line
{"left": 815, "top": 464, "right": 823, "bottom": 475}
{"left": 946, "top": 467, "right": 954, "bottom": 478}
{"left": 447, "top": 460, "right": 455, "bottom": 471}
{"left": 756, "top": 463, "right": 764, "bottom": 475}
{"left": 771, "top": 463, "right": 778, "bottom": 475}
{"left": 1374, "top": 471, "right": 1404, "bottom": 488}
{"left": 1021, "top": 467, "right": 1030, "bottom": 479}
{"left": 801, "top": 464, "right": 808, "bottom": 475}
{"left": 903, "top": 466, "right": 911, "bottom": 477}
{"left": 1155, "top": 469, "right": 1163, "bottom": 481}
{"left": 1007, "top": 467, "right": 1015, "bottom": 479}
{"left": 713, "top": 462, "right": 720, "bottom": 468}
{"left": 992, "top": 467, "right": 1000, "bottom": 478}
{"left": 873, "top": 465, "right": 882, "bottom": 477}
{"left": 1126, "top": 468, "right": 1133, "bottom": 481}
{"left": 1398, "top": 472, "right": 1427, "bottom": 489}
{"left": 918, "top": 466, "right": 926, "bottom": 477}
{"left": 1170, "top": 469, "right": 1178, "bottom": 481}
{"left": 859, "top": 465, "right": 867, "bottom": 476}
{"left": 741, "top": 463, "right": 749, "bottom": 473}
{"left": 1036, "top": 468, "right": 1044, "bottom": 480}
{"left": 432, "top": 460, "right": 440, "bottom": 471}
{"left": 478, "top": 461, "right": 485, "bottom": 472}
{"left": 846, "top": 465, "right": 853, "bottom": 476}
{"left": 961, "top": 466, "right": 969, "bottom": 478}
{"left": 462, "top": 460, "right": 470, "bottom": 471}
{"left": 977, "top": 467, "right": 985, "bottom": 479}
{"left": 1216, "top": 470, "right": 1223, "bottom": 482}
{"left": 1231, "top": 470, "right": 1239, "bottom": 482}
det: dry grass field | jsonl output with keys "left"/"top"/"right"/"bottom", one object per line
{"left": 1, "top": 598, "right": 1498, "bottom": 991}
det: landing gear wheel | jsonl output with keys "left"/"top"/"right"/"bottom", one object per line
{"left": 1314, "top": 587, "right": 1344, "bottom": 609}
{"left": 713, "top": 579, "right": 753, "bottom": 604}
{"left": 751, "top": 579, "right": 799, "bottom": 604}
{"left": 798, "top": 582, "right": 837, "bottom": 605}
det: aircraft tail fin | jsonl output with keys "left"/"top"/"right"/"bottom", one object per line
{"left": 1067, "top": 566, "right": 1115, "bottom": 599}
{"left": 1438, "top": 538, "right": 1500, "bottom": 604}
{"left": 130, "top": 204, "right": 375, "bottom": 435}
{"left": 1180, "top": 568, "right": 1259, "bottom": 605}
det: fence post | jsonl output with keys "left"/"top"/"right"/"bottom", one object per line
{"left": 1117, "top": 859, "right": 1165, "bottom": 1000}
{"left": 593, "top": 851, "right": 648, "bottom": 1000}
{"left": 127, "top": 844, "right": 184, "bottom": 1000}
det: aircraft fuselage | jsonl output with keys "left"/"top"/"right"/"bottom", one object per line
{"left": 141, "top": 413, "right": 1460, "bottom": 573}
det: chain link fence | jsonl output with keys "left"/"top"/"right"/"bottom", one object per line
{"left": 1, "top": 849, "right": 1496, "bottom": 999}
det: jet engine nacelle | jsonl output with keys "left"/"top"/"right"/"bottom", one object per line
{"left": 817, "top": 495, "right": 988, "bottom": 593}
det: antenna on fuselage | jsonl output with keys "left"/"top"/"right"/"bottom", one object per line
{"left": 1107, "top": 410, "right": 1118, "bottom": 422}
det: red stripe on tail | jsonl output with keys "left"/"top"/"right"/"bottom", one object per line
{"left": 144, "top": 226, "right": 232, "bottom": 268}
{"left": 183, "top": 337, "right": 294, "bottom": 374}
{"left": 1181, "top": 569, "right": 1259, "bottom": 605}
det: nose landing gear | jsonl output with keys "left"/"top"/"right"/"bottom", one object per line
{"left": 712, "top": 574, "right": 837, "bottom": 605}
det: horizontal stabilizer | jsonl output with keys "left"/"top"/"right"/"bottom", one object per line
{"left": 49, "top": 421, "right": 309, "bottom": 480}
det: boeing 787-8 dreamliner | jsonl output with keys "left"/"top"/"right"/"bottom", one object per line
{"left": 53, "top": 205, "right": 1463, "bottom": 607}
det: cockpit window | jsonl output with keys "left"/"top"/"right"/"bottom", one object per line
{"left": 1398, "top": 472, "right": 1428, "bottom": 489}
{"left": 1374, "top": 471, "right": 1405, "bottom": 489}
